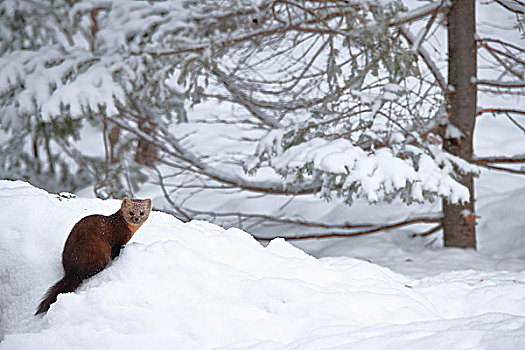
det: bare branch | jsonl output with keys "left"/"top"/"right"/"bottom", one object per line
{"left": 476, "top": 79, "right": 525, "bottom": 88}
{"left": 474, "top": 156, "right": 525, "bottom": 163}
{"left": 477, "top": 37, "right": 525, "bottom": 54}
{"left": 493, "top": 0, "right": 525, "bottom": 14}
{"left": 478, "top": 108, "right": 525, "bottom": 116}
{"left": 471, "top": 160, "right": 525, "bottom": 175}
{"left": 153, "top": 166, "right": 192, "bottom": 221}
{"left": 252, "top": 215, "right": 443, "bottom": 241}
{"left": 479, "top": 43, "right": 525, "bottom": 80}
{"left": 147, "top": 1, "right": 446, "bottom": 58}
{"left": 507, "top": 114, "right": 525, "bottom": 133}
{"left": 108, "top": 112, "right": 322, "bottom": 195}
{"left": 168, "top": 206, "right": 376, "bottom": 230}
{"left": 480, "top": 43, "right": 525, "bottom": 67}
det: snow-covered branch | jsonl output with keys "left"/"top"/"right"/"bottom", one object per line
{"left": 107, "top": 112, "right": 321, "bottom": 196}
{"left": 251, "top": 135, "right": 477, "bottom": 205}
{"left": 2, "top": 0, "right": 511, "bottom": 233}
{"left": 210, "top": 67, "right": 283, "bottom": 128}
{"left": 399, "top": 26, "right": 446, "bottom": 91}
{"left": 388, "top": 1, "right": 446, "bottom": 27}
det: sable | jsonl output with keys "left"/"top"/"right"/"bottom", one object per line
{"left": 35, "top": 197, "right": 152, "bottom": 315}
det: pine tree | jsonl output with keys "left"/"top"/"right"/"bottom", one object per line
{"left": 442, "top": 0, "right": 477, "bottom": 248}
{"left": 1, "top": 1, "right": 524, "bottom": 247}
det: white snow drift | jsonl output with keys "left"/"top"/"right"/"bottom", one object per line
{"left": 1, "top": 181, "right": 525, "bottom": 349}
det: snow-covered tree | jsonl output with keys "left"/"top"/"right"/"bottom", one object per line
{"left": 1, "top": 0, "right": 524, "bottom": 248}
{"left": 0, "top": 0, "right": 186, "bottom": 196}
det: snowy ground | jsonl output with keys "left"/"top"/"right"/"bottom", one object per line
{"left": 1, "top": 179, "right": 525, "bottom": 349}
{"left": 1, "top": 0, "right": 524, "bottom": 347}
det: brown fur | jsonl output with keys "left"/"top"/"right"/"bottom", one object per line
{"left": 35, "top": 197, "right": 152, "bottom": 315}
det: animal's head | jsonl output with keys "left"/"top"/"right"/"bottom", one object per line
{"left": 121, "top": 197, "right": 152, "bottom": 227}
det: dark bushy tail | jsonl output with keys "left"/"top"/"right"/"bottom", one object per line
{"left": 35, "top": 275, "right": 82, "bottom": 315}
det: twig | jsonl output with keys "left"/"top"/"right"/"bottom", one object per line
{"left": 479, "top": 43, "right": 525, "bottom": 80}
{"left": 506, "top": 114, "right": 525, "bottom": 134}
{"left": 411, "top": 224, "right": 442, "bottom": 238}
{"left": 153, "top": 166, "right": 192, "bottom": 221}
{"left": 476, "top": 37, "right": 525, "bottom": 54}
{"left": 102, "top": 114, "right": 110, "bottom": 184}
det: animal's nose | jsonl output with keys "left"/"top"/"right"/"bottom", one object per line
{"left": 134, "top": 217, "right": 140, "bottom": 222}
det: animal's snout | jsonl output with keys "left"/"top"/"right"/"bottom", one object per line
{"left": 134, "top": 217, "right": 140, "bottom": 222}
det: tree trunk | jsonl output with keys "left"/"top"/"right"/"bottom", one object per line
{"left": 443, "top": 0, "right": 477, "bottom": 249}
{"left": 134, "top": 120, "right": 157, "bottom": 167}
{"left": 108, "top": 125, "right": 121, "bottom": 164}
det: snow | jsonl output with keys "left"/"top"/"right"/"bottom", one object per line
{"left": 264, "top": 137, "right": 472, "bottom": 203}
{"left": 41, "top": 63, "right": 126, "bottom": 119}
{"left": 1, "top": 180, "right": 525, "bottom": 349}
{"left": 0, "top": 46, "right": 128, "bottom": 120}
{"left": 1, "top": 1, "right": 525, "bottom": 348}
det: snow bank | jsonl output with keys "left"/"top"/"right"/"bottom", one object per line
{"left": 1, "top": 181, "right": 525, "bottom": 349}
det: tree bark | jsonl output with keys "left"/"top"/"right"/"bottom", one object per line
{"left": 443, "top": 0, "right": 477, "bottom": 249}
{"left": 134, "top": 120, "right": 157, "bottom": 167}
{"left": 108, "top": 125, "right": 121, "bottom": 164}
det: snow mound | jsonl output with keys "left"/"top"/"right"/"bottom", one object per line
{"left": 1, "top": 181, "right": 525, "bottom": 349}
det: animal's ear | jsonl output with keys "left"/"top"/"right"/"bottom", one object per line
{"left": 145, "top": 199, "right": 152, "bottom": 213}
{"left": 121, "top": 197, "right": 132, "bottom": 210}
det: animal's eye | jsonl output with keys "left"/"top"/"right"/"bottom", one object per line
{"left": 140, "top": 211, "right": 144, "bottom": 216}
{"left": 129, "top": 212, "right": 134, "bottom": 216}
